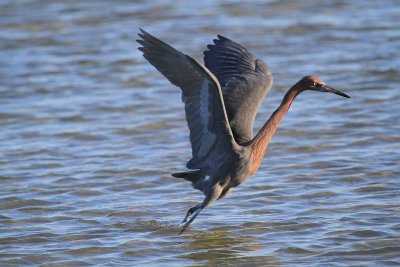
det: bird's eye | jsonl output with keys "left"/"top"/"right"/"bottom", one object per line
{"left": 312, "top": 82, "right": 317, "bottom": 86}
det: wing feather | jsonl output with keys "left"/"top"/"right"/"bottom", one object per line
{"left": 137, "top": 29, "right": 237, "bottom": 169}
{"left": 204, "top": 35, "right": 273, "bottom": 143}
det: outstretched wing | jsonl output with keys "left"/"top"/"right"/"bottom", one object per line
{"left": 204, "top": 35, "right": 273, "bottom": 144}
{"left": 137, "top": 29, "right": 237, "bottom": 170}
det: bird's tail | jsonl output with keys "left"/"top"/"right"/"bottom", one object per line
{"left": 171, "top": 170, "right": 201, "bottom": 182}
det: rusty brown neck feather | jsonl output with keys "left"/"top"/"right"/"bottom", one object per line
{"left": 247, "top": 85, "right": 303, "bottom": 155}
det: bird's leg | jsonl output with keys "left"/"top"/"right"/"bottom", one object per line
{"left": 179, "top": 207, "right": 202, "bottom": 234}
{"left": 179, "top": 203, "right": 201, "bottom": 226}
{"left": 179, "top": 184, "right": 223, "bottom": 234}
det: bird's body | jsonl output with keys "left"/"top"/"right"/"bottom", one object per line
{"left": 137, "top": 29, "right": 350, "bottom": 232}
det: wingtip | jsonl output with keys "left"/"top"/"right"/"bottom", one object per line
{"left": 136, "top": 38, "right": 146, "bottom": 49}
{"left": 213, "top": 34, "right": 230, "bottom": 45}
{"left": 205, "top": 44, "right": 214, "bottom": 52}
{"left": 217, "top": 34, "right": 229, "bottom": 41}
{"left": 137, "top": 29, "right": 152, "bottom": 45}
{"left": 138, "top": 28, "right": 151, "bottom": 38}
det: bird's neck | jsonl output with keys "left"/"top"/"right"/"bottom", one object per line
{"left": 247, "top": 85, "right": 302, "bottom": 163}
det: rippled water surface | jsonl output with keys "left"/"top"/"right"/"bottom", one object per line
{"left": 1, "top": 0, "right": 400, "bottom": 266}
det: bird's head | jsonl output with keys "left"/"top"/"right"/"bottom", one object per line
{"left": 299, "top": 75, "right": 350, "bottom": 98}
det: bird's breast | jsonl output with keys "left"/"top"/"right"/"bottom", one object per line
{"left": 228, "top": 159, "right": 254, "bottom": 187}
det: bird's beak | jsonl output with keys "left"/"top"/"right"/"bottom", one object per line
{"left": 321, "top": 85, "right": 350, "bottom": 98}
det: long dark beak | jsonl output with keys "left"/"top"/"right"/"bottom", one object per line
{"left": 322, "top": 85, "right": 350, "bottom": 98}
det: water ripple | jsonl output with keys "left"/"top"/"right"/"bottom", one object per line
{"left": 0, "top": 0, "right": 399, "bottom": 266}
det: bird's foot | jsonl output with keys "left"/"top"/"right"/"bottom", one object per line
{"left": 178, "top": 204, "right": 201, "bottom": 227}
{"left": 178, "top": 213, "right": 191, "bottom": 227}
{"left": 179, "top": 224, "right": 190, "bottom": 234}
{"left": 178, "top": 208, "right": 202, "bottom": 234}
{"left": 179, "top": 218, "right": 193, "bottom": 234}
{"left": 178, "top": 220, "right": 188, "bottom": 227}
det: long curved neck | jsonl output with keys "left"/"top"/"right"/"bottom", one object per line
{"left": 247, "top": 85, "right": 303, "bottom": 150}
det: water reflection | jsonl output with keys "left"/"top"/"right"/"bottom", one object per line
{"left": 181, "top": 230, "right": 268, "bottom": 264}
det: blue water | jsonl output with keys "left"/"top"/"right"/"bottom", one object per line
{"left": 1, "top": 0, "right": 399, "bottom": 266}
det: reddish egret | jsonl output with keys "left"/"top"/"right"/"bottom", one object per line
{"left": 137, "top": 29, "right": 350, "bottom": 232}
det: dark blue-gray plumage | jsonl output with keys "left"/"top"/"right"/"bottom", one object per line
{"left": 204, "top": 35, "right": 273, "bottom": 144}
{"left": 137, "top": 29, "right": 350, "bottom": 232}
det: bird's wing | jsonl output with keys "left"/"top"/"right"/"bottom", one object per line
{"left": 137, "top": 29, "right": 237, "bottom": 169}
{"left": 204, "top": 35, "right": 273, "bottom": 143}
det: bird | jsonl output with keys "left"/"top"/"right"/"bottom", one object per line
{"left": 136, "top": 29, "right": 350, "bottom": 232}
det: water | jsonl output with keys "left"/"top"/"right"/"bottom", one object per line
{"left": 1, "top": 0, "right": 399, "bottom": 266}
